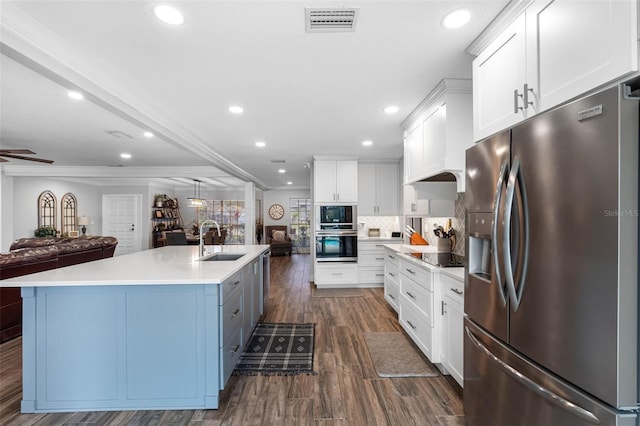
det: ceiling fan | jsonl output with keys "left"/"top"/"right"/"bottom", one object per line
{"left": 0, "top": 149, "right": 54, "bottom": 164}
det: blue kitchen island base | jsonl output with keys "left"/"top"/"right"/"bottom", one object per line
{"left": 20, "top": 284, "right": 221, "bottom": 413}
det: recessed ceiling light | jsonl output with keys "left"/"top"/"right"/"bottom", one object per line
{"left": 384, "top": 105, "right": 399, "bottom": 114}
{"left": 442, "top": 8, "right": 471, "bottom": 29}
{"left": 229, "top": 105, "right": 244, "bottom": 114}
{"left": 144, "top": 131, "right": 154, "bottom": 138}
{"left": 362, "top": 140, "right": 373, "bottom": 146}
{"left": 287, "top": 181, "right": 292, "bottom": 185}
{"left": 68, "top": 91, "right": 84, "bottom": 100}
{"left": 278, "top": 169, "right": 286, "bottom": 174}
{"left": 255, "top": 141, "right": 266, "bottom": 148}
{"left": 120, "top": 153, "right": 132, "bottom": 159}
{"left": 154, "top": 5, "right": 184, "bottom": 26}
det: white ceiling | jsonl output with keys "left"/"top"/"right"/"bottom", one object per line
{"left": 0, "top": 0, "right": 509, "bottom": 191}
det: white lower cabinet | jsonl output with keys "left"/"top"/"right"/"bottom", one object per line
{"left": 314, "top": 263, "right": 358, "bottom": 288}
{"left": 398, "top": 256, "right": 441, "bottom": 363}
{"left": 382, "top": 247, "right": 465, "bottom": 387}
{"left": 383, "top": 248, "right": 400, "bottom": 312}
{"left": 358, "top": 240, "right": 397, "bottom": 286}
{"left": 440, "top": 273, "right": 464, "bottom": 387}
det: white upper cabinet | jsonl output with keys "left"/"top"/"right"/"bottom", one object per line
{"left": 473, "top": 0, "right": 638, "bottom": 141}
{"left": 358, "top": 162, "right": 399, "bottom": 216}
{"left": 314, "top": 159, "right": 358, "bottom": 203}
{"left": 402, "top": 79, "right": 472, "bottom": 192}
{"left": 473, "top": 14, "right": 529, "bottom": 140}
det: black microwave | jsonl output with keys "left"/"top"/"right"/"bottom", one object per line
{"left": 316, "top": 205, "right": 356, "bottom": 231}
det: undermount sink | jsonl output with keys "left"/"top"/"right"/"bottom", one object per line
{"left": 199, "top": 253, "right": 246, "bottom": 262}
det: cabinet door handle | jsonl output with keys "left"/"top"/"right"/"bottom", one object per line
{"left": 523, "top": 83, "right": 534, "bottom": 109}
{"left": 442, "top": 300, "right": 447, "bottom": 315}
{"left": 406, "top": 320, "right": 417, "bottom": 330}
{"left": 405, "top": 291, "right": 415, "bottom": 299}
{"left": 405, "top": 268, "right": 415, "bottom": 274}
{"left": 411, "top": 203, "right": 416, "bottom": 212}
{"left": 514, "top": 89, "right": 523, "bottom": 113}
{"left": 232, "top": 308, "right": 240, "bottom": 317}
{"left": 451, "top": 288, "right": 464, "bottom": 296}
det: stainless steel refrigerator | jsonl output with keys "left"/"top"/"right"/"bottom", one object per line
{"left": 464, "top": 84, "right": 639, "bottom": 426}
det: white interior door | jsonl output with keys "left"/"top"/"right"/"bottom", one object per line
{"left": 102, "top": 194, "right": 142, "bottom": 256}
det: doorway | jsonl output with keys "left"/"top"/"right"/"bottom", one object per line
{"left": 102, "top": 194, "right": 143, "bottom": 256}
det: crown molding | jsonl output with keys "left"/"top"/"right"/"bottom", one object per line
{"left": 0, "top": 165, "right": 241, "bottom": 179}
{"left": 465, "top": 0, "right": 534, "bottom": 56}
{"left": 401, "top": 78, "right": 472, "bottom": 129}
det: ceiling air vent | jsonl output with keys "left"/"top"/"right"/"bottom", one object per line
{"left": 305, "top": 7, "right": 359, "bottom": 33}
{"left": 270, "top": 159, "right": 287, "bottom": 164}
{"left": 105, "top": 130, "right": 134, "bottom": 139}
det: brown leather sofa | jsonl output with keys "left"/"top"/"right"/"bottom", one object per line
{"left": 265, "top": 226, "right": 292, "bottom": 256}
{"left": 0, "top": 236, "right": 118, "bottom": 342}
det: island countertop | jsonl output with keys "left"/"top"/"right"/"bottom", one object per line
{"left": 0, "top": 244, "right": 270, "bottom": 287}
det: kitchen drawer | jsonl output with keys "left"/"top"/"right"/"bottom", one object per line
{"left": 399, "top": 297, "right": 433, "bottom": 360}
{"left": 220, "top": 324, "right": 243, "bottom": 388}
{"left": 385, "top": 261, "right": 399, "bottom": 283}
{"left": 399, "top": 258, "right": 432, "bottom": 291}
{"left": 358, "top": 251, "right": 386, "bottom": 265}
{"left": 441, "top": 274, "right": 464, "bottom": 304}
{"left": 384, "top": 276, "right": 399, "bottom": 312}
{"left": 384, "top": 248, "right": 400, "bottom": 267}
{"left": 221, "top": 288, "right": 243, "bottom": 343}
{"left": 315, "top": 263, "right": 358, "bottom": 284}
{"left": 221, "top": 270, "right": 243, "bottom": 304}
{"left": 400, "top": 275, "right": 433, "bottom": 324}
{"left": 358, "top": 266, "right": 385, "bottom": 284}
{"left": 358, "top": 241, "right": 387, "bottom": 253}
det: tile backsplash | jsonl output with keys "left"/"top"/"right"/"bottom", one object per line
{"left": 357, "top": 216, "right": 402, "bottom": 238}
{"left": 421, "top": 192, "right": 466, "bottom": 256}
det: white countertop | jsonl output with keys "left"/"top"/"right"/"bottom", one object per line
{"left": 383, "top": 243, "right": 465, "bottom": 281}
{"left": 0, "top": 244, "right": 270, "bottom": 287}
{"left": 358, "top": 237, "right": 403, "bottom": 242}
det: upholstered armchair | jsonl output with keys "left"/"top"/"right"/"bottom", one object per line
{"left": 265, "top": 225, "right": 292, "bottom": 256}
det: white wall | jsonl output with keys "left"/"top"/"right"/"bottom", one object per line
{"left": 11, "top": 177, "right": 102, "bottom": 244}
{"left": 263, "top": 189, "right": 311, "bottom": 229}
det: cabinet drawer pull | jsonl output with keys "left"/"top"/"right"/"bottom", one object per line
{"left": 375, "top": 273, "right": 384, "bottom": 277}
{"left": 233, "top": 280, "right": 241, "bottom": 286}
{"left": 405, "top": 268, "right": 415, "bottom": 274}
{"left": 232, "top": 308, "right": 240, "bottom": 317}
{"left": 388, "top": 272, "right": 395, "bottom": 277}
{"left": 405, "top": 291, "right": 415, "bottom": 299}
{"left": 375, "top": 244, "right": 383, "bottom": 247}
{"left": 451, "top": 288, "right": 464, "bottom": 295}
{"left": 231, "top": 345, "right": 240, "bottom": 354}
{"left": 388, "top": 254, "right": 395, "bottom": 259}
{"left": 387, "top": 293, "right": 395, "bottom": 300}
{"left": 331, "top": 272, "right": 343, "bottom": 276}
{"left": 442, "top": 300, "right": 447, "bottom": 315}
{"left": 375, "top": 257, "right": 385, "bottom": 261}
{"left": 406, "top": 320, "right": 417, "bottom": 330}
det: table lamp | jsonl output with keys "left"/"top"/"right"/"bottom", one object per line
{"left": 77, "top": 215, "right": 89, "bottom": 236}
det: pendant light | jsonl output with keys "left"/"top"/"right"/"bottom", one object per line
{"left": 187, "top": 179, "right": 206, "bottom": 207}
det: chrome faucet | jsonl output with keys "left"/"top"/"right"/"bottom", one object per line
{"left": 199, "top": 219, "right": 221, "bottom": 256}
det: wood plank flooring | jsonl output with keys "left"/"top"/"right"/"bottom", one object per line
{"left": 0, "top": 254, "right": 466, "bottom": 425}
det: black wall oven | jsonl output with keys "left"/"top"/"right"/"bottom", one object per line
{"left": 315, "top": 231, "right": 357, "bottom": 262}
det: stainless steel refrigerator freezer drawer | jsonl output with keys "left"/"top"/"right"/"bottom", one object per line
{"left": 464, "top": 319, "right": 636, "bottom": 426}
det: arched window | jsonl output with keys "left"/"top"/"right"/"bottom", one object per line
{"left": 38, "top": 191, "right": 57, "bottom": 230}
{"left": 61, "top": 193, "right": 77, "bottom": 235}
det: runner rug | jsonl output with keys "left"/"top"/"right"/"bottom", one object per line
{"left": 234, "top": 323, "right": 315, "bottom": 376}
{"left": 364, "top": 332, "right": 440, "bottom": 378}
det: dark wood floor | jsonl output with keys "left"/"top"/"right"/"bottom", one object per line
{"left": 0, "top": 254, "right": 465, "bottom": 425}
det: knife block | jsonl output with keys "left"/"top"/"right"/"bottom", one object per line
{"left": 409, "top": 233, "right": 428, "bottom": 245}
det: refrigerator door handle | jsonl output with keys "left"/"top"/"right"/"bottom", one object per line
{"left": 503, "top": 156, "right": 530, "bottom": 311}
{"left": 492, "top": 159, "right": 509, "bottom": 307}
{"left": 465, "top": 326, "right": 601, "bottom": 425}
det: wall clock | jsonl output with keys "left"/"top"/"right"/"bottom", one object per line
{"left": 268, "top": 204, "right": 285, "bottom": 220}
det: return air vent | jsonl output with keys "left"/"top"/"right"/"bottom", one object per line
{"left": 305, "top": 7, "right": 359, "bottom": 33}
{"left": 105, "top": 130, "right": 133, "bottom": 139}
